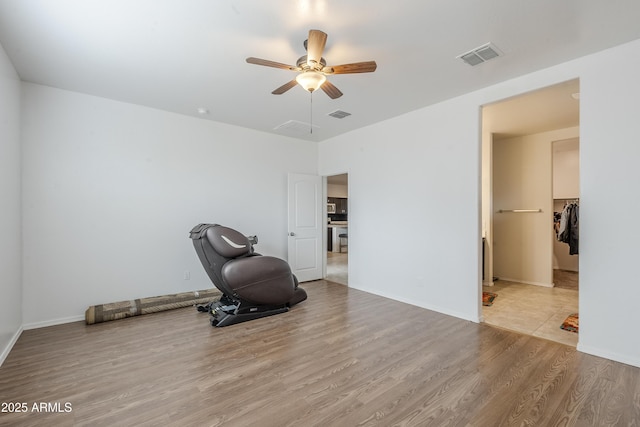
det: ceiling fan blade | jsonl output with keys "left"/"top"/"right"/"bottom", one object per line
{"left": 306, "top": 29, "right": 327, "bottom": 69}
{"left": 246, "top": 57, "right": 298, "bottom": 71}
{"left": 321, "top": 80, "right": 343, "bottom": 99}
{"left": 272, "top": 80, "right": 298, "bottom": 95}
{"left": 325, "top": 61, "right": 377, "bottom": 74}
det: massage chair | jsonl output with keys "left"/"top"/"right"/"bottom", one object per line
{"left": 189, "top": 223, "right": 307, "bottom": 327}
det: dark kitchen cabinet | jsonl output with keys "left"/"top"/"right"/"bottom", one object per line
{"left": 334, "top": 198, "right": 348, "bottom": 214}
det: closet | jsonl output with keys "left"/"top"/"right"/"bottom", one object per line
{"left": 552, "top": 138, "right": 579, "bottom": 287}
{"left": 481, "top": 79, "right": 580, "bottom": 289}
{"left": 492, "top": 133, "right": 554, "bottom": 286}
{"left": 491, "top": 134, "right": 579, "bottom": 287}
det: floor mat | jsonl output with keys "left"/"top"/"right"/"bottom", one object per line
{"left": 560, "top": 313, "right": 579, "bottom": 333}
{"left": 482, "top": 291, "right": 498, "bottom": 306}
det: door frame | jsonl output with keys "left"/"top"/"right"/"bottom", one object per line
{"left": 323, "top": 172, "right": 349, "bottom": 284}
{"left": 479, "top": 79, "right": 580, "bottom": 343}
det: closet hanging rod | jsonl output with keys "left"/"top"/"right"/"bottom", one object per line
{"left": 497, "top": 209, "right": 542, "bottom": 213}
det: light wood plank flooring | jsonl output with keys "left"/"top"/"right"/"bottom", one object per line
{"left": 1, "top": 281, "right": 638, "bottom": 426}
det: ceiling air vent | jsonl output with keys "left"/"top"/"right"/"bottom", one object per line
{"left": 328, "top": 110, "right": 352, "bottom": 119}
{"left": 457, "top": 42, "right": 503, "bottom": 66}
{"left": 274, "top": 120, "right": 318, "bottom": 134}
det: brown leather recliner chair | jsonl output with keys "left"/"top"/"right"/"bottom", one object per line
{"left": 189, "top": 223, "right": 307, "bottom": 326}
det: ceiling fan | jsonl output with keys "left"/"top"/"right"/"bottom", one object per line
{"left": 246, "top": 29, "right": 377, "bottom": 99}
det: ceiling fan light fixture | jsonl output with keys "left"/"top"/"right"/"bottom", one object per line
{"left": 247, "top": 29, "right": 376, "bottom": 99}
{"left": 296, "top": 71, "right": 326, "bottom": 92}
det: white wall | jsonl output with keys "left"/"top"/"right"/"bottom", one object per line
{"left": 0, "top": 42, "right": 22, "bottom": 364}
{"left": 21, "top": 84, "right": 317, "bottom": 327}
{"left": 320, "top": 98, "right": 482, "bottom": 322}
{"left": 319, "top": 39, "right": 640, "bottom": 367}
{"left": 553, "top": 138, "right": 580, "bottom": 199}
{"left": 579, "top": 40, "right": 640, "bottom": 366}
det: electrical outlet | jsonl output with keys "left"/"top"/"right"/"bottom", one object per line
{"left": 183, "top": 270, "right": 190, "bottom": 280}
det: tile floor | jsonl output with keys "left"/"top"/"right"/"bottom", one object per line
{"left": 554, "top": 269, "right": 579, "bottom": 290}
{"left": 326, "top": 251, "right": 348, "bottom": 285}
{"left": 483, "top": 280, "right": 579, "bottom": 347}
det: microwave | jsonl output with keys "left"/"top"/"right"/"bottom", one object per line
{"left": 327, "top": 203, "right": 336, "bottom": 214}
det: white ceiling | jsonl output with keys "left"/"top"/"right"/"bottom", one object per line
{"left": 0, "top": 1, "right": 638, "bottom": 142}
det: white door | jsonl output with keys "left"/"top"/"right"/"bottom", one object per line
{"left": 287, "top": 173, "right": 323, "bottom": 282}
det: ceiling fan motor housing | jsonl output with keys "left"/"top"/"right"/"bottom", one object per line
{"left": 296, "top": 55, "right": 326, "bottom": 71}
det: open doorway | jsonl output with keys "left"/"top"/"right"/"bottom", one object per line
{"left": 481, "top": 79, "right": 580, "bottom": 347}
{"left": 326, "top": 173, "right": 348, "bottom": 285}
{"left": 552, "top": 138, "right": 580, "bottom": 291}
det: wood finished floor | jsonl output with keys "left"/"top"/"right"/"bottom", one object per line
{"left": 1, "top": 280, "right": 639, "bottom": 426}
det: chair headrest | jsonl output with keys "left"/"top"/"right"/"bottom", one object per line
{"left": 205, "top": 225, "right": 251, "bottom": 258}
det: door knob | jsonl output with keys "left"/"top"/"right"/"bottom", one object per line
{"left": 288, "top": 232, "right": 295, "bottom": 236}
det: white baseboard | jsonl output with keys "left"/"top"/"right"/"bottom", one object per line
{"left": 349, "top": 282, "right": 481, "bottom": 323}
{"left": 577, "top": 343, "right": 640, "bottom": 369}
{"left": 23, "top": 315, "right": 85, "bottom": 331}
{"left": 497, "top": 277, "right": 554, "bottom": 288}
{"left": 0, "top": 326, "right": 23, "bottom": 367}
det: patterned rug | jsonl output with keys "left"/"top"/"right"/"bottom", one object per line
{"left": 85, "top": 288, "right": 221, "bottom": 324}
{"left": 482, "top": 292, "right": 498, "bottom": 306}
{"left": 560, "top": 313, "right": 579, "bottom": 333}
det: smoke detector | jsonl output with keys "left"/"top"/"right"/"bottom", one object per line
{"left": 457, "top": 42, "right": 503, "bottom": 66}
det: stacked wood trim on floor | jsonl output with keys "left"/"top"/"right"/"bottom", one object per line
{"left": 1, "top": 280, "right": 638, "bottom": 426}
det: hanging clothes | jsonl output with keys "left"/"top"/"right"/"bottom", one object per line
{"left": 557, "top": 201, "right": 579, "bottom": 255}
{"left": 568, "top": 203, "right": 579, "bottom": 255}
{"left": 557, "top": 209, "right": 568, "bottom": 240}
{"left": 553, "top": 211, "right": 562, "bottom": 237}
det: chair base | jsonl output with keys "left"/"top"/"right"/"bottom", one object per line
{"left": 204, "top": 296, "right": 290, "bottom": 327}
